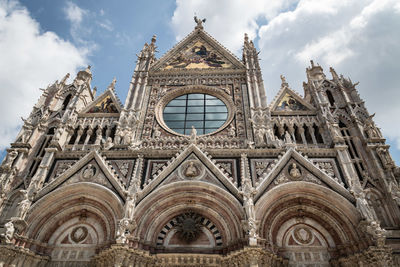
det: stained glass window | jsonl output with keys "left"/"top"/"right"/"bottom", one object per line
{"left": 163, "top": 94, "right": 228, "bottom": 135}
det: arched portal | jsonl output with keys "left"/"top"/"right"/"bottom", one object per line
{"left": 135, "top": 181, "right": 244, "bottom": 254}
{"left": 24, "top": 182, "right": 123, "bottom": 265}
{"left": 256, "top": 182, "right": 365, "bottom": 265}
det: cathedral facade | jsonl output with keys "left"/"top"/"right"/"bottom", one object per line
{"left": 0, "top": 20, "right": 400, "bottom": 266}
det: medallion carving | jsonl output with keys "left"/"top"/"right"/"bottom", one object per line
{"left": 70, "top": 226, "right": 89, "bottom": 243}
{"left": 81, "top": 164, "right": 97, "bottom": 180}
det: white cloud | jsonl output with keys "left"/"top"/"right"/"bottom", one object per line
{"left": 171, "top": 0, "right": 297, "bottom": 54}
{"left": 64, "top": 1, "right": 86, "bottom": 25}
{"left": 0, "top": 0, "right": 87, "bottom": 149}
{"left": 171, "top": 0, "right": 400, "bottom": 156}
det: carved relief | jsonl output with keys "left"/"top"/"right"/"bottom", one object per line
{"left": 81, "top": 164, "right": 97, "bottom": 180}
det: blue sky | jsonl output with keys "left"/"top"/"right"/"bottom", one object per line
{"left": 1, "top": 0, "right": 400, "bottom": 164}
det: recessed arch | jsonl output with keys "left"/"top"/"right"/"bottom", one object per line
{"left": 135, "top": 181, "right": 244, "bottom": 253}
{"left": 25, "top": 182, "right": 123, "bottom": 242}
{"left": 256, "top": 182, "right": 365, "bottom": 259}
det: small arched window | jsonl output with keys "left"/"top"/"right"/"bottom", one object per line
{"left": 326, "top": 90, "right": 335, "bottom": 106}
{"left": 62, "top": 94, "right": 72, "bottom": 111}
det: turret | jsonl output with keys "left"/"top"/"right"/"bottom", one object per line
{"left": 242, "top": 33, "right": 267, "bottom": 109}
{"left": 116, "top": 35, "right": 157, "bottom": 145}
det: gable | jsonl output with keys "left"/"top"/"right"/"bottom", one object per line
{"left": 35, "top": 151, "right": 126, "bottom": 201}
{"left": 255, "top": 148, "right": 353, "bottom": 202}
{"left": 151, "top": 29, "right": 245, "bottom": 71}
{"left": 79, "top": 89, "right": 121, "bottom": 116}
{"left": 138, "top": 144, "right": 240, "bottom": 201}
{"left": 270, "top": 87, "right": 315, "bottom": 114}
{"left": 159, "top": 153, "right": 226, "bottom": 189}
{"left": 162, "top": 40, "right": 232, "bottom": 70}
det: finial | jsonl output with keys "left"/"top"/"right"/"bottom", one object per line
{"left": 108, "top": 77, "right": 117, "bottom": 91}
{"left": 310, "top": 60, "right": 315, "bottom": 68}
{"left": 194, "top": 15, "right": 206, "bottom": 29}
{"left": 329, "top": 67, "right": 339, "bottom": 80}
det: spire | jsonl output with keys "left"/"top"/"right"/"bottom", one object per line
{"left": 329, "top": 66, "right": 339, "bottom": 81}
{"left": 306, "top": 60, "right": 325, "bottom": 82}
{"left": 59, "top": 73, "right": 70, "bottom": 86}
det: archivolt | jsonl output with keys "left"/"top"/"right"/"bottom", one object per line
{"left": 256, "top": 182, "right": 362, "bottom": 249}
{"left": 135, "top": 181, "right": 244, "bottom": 248}
{"left": 25, "top": 182, "right": 124, "bottom": 243}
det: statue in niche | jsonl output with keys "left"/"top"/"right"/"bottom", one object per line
{"left": 284, "top": 131, "right": 293, "bottom": 144}
{"left": 185, "top": 162, "right": 198, "bottom": 177}
{"left": 289, "top": 163, "right": 301, "bottom": 179}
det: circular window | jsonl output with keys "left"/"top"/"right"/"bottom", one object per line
{"left": 163, "top": 93, "right": 228, "bottom": 135}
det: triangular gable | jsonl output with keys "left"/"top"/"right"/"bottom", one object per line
{"left": 270, "top": 86, "right": 315, "bottom": 114}
{"left": 159, "top": 153, "right": 227, "bottom": 190}
{"left": 151, "top": 29, "right": 245, "bottom": 71}
{"left": 255, "top": 148, "right": 353, "bottom": 202}
{"left": 34, "top": 151, "right": 126, "bottom": 201}
{"left": 138, "top": 143, "right": 241, "bottom": 201}
{"left": 79, "top": 89, "right": 121, "bottom": 116}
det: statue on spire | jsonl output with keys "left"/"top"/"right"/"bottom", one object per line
{"left": 194, "top": 16, "right": 206, "bottom": 29}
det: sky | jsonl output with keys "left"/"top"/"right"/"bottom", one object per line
{"left": 0, "top": 0, "right": 400, "bottom": 164}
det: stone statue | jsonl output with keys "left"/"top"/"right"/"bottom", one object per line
{"left": 364, "top": 114, "right": 381, "bottom": 139}
{"left": 108, "top": 77, "right": 117, "bottom": 91}
{"left": 116, "top": 218, "right": 129, "bottom": 244}
{"left": 190, "top": 126, "right": 197, "bottom": 144}
{"left": 351, "top": 185, "right": 376, "bottom": 222}
{"left": 20, "top": 127, "right": 33, "bottom": 143}
{"left": 376, "top": 147, "right": 394, "bottom": 169}
{"left": 124, "top": 194, "right": 136, "bottom": 220}
{"left": 228, "top": 125, "right": 236, "bottom": 137}
{"left": 1, "top": 150, "right": 18, "bottom": 170}
{"left": 16, "top": 191, "right": 31, "bottom": 220}
{"left": 289, "top": 163, "right": 301, "bottom": 179}
{"left": 153, "top": 128, "right": 161, "bottom": 138}
{"left": 241, "top": 178, "right": 256, "bottom": 221}
{"left": 255, "top": 128, "right": 265, "bottom": 145}
{"left": 103, "top": 137, "right": 113, "bottom": 150}
{"left": 2, "top": 221, "right": 15, "bottom": 243}
{"left": 194, "top": 16, "right": 206, "bottom": 28}
{"left": 284, "top": 131, "right": 293, "bottom": 144}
